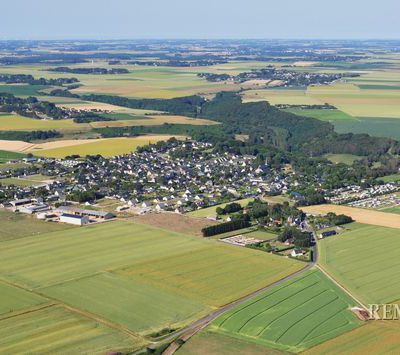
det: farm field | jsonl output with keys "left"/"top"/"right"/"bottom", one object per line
{"left": 0, "top": 149, "right": 27, "bottom": 162}
{"left": 304, "top": 321, "right": 400, "bottom": 355}
{"left": 0, "top": 281, "right": 47, "bottom": 316}
{"left": 378, "top": 173, "right": 400, "bottom": 183}
{"left": 0, "top": 306, "right": 143, "bottom": 354}
{"left": 242, "top": 89, "right": 322, "bottom": 105}
{"left": 302, "top": 204, "right": 400, "bottom": 229}
{"left": 318, "top": 223, "right": 400, "bottom": 304}
{"left": 0, "top": 113, "right": 88, "bottom": 131}
{"left": 323, "top": 153, "right": 362, "bottom": 165}
{"left": 284, "top": 108, "right": 354, "bottom": 122}
{"left": 31, "top": 135, "right": 183, "bottom": 158}
{"left": 187, "top": 198, "right": 254, "bottom": 219}
{"left": 0, "top": 209, "right": 74, "bottom": 241}
{"left": 210, "top": 269, "right": 361, "bottom": 353}
{"left": 0, "top": 220, "right": 303, "bottom": 335}
{"left": 177, "top": 329, "right": 282, "bottom": 355}
{"left": 90, "top": 114, "right": 217, "bottom": 128}
{"left": 0, "top": 177, "right": 48, "bottom": 186}
{"left": 381, "top": 206, "right": 400, "bottom": 214}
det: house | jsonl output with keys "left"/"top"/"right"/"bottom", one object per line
{"left": 60, "top": 213, "right": 89, "bottom": 226}
{"left": 291, "top": 248, "right": 304, "bottom": 257}
{"left": 19, "top": 203, "right": 50, "bottom": 214}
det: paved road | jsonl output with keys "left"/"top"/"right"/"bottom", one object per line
{"left": 158, "top": 239, "right": 318, "bottom": 354}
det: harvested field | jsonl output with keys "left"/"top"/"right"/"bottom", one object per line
{"left": 134, "top": 213, "right": 218, "bottom": 237}
{"left": 302, "top": 204, "right": 400, "bottom": 229}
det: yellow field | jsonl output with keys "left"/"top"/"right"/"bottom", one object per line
{"left": 242, "top": 89, "right": 323, "bottom": 105}
{"left": 0, "top": 114, "right": 88, "bottom": 131}
{"left": 304, "top": 321, "right": 400, "bottom": 355}
{"left": 32, "top": 136, "right": 183, "bottom": 158}
{"left": 302, "top": 204, "right": 400, "bottom": 229}
{"left": 90, "top": 115, "right": 217, "bottom": 128}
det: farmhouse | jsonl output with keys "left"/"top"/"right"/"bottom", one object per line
{"left": 60, "top": 213, "right": 90, "bottom": 226}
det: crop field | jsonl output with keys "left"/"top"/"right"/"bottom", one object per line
{"left": 381, "top": 206, "right": 400, "bottom": 214}
{"left": 318, "top": 223, "right": 400, "bottom": 304}
{"left": 0, "top": 306, "right": 143, "bottom": 354}
{"left": 177, "top": 329, "right": 281, "bottom": 355}
{"left": 90, "top": 114, "right": 217, "bottom": 128}
{"left": 304, "top": 321, "right": 400, "bottom": 355}
{"left": 0, "top": 113, "right": 88, "bottom": 131}
{"left": 242, "top": 89, "right": 323, "bottom": 105}
{"left": 187, "top": 198, "right": 254, "bottom": 218}
{"left": 31, "top": 135, "right": 182, "bottom": 158}
{"left": 284, "top": 108, "right": 354, "bottom": 122}
{"left": 302, "top": 204, "right": 400, "bottom": 229}
{"left": 0, "top": 281, "right": 47, "bottom": 316}
{"left": 0, "top": 149, "right": 27, "bottom": 162}
{"left": 379, "top": 173, "right": 400, "bottom": 183}
{"left": 0, "top": 209, "right": 74, "bottom": 241}
{"left": 0, "top": 220, "right": 303, "bottom": 336}
{"left": 210, "top": 269, "right": 361, "bottom": 353}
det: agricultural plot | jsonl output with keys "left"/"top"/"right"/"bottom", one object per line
{"left": 302, "top": 204, "right": 400, "bottom": 229}
{"left": 304, "top": 321, "right": 400, "bottom": 355}
{"left": 0, "top": 306, "right": 143, "bottom": 354}
{"left": 318, "top": 223, "right": 400, "bottom": 304}
{"left": 0, "top": 221, "right": 303, "bottom": 335}
{"left": 177, "top": 329, "right": 281, "bottom": 355}
{"left": 0, "top": 209, "right": 74, "bottom": 241}
{"left": 210, "top": 269, "right": 361, "bottom": 353}
{"left": 323, "top": 154, "right": 362, "bottom": 165}
{"left": 32, "top": 135, "right": 182, "bottom": 158}
{"left": 0, "top": 149, "right": 27, "bottom": 162}
{"left": 0, "top": 113, "right": 88, "bottom": 131}
{"left": 242, "top": 89, "right": 322, "bottom": 105}
{"left": 187, "top": 198, "right": 254, "bottom": 219}
{"left": 0, "top": 282, "right": 47, "bottom": 316}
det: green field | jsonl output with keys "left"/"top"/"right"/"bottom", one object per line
{"left": 0, "top": 306, "right": 143, "bottom": 354}
{"left": 177, "top": 329, "right": 282, "bottom": 355}
{"left": 318, "top": 223, "right": 400, "bottom": 304}
{"left": 378, "top": 173, "right": 400, "bottom": 183}
{"left": 381, "top": 206, "right": 400, "bottom": 214}
{"left": 0, "top": 209, "right": 74, "bottom": 241}
{"left": 0, "top": 281, "right": 47, "bottom": 316}
{"left": 0, "top": 84, "right": 47, "bottom": 96}
{"left": 0, "top": 220, "right": 303, "bottom": 336}
{"left": 0, "top": 149, "right": 27, "bottom": 163}
{"left": 210, "top": 269, "right": 360, "bottom": 353}
{"left": 285, "top": 108, "right": 354, "bottom": 122}
{"left": 187, "top": 198, "right": 254, "bottom": 219}
{"left": 324, "top": 153, "right": 362, "bottom": 165}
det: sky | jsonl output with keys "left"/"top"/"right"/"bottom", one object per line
{"left": 0, "top": 0, "right": 399, "bottom": 40}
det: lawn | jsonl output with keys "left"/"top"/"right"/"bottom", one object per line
{"left": 304, "top": 321, "right": 400, "bottom": 355}
{"left": 210, "top": 269, "right": 361, "bottom": 353}
{"left": 0, "top": 306, "right": 143, "bottom": 354}
{"left": 318, "top": 223, "right": 400, "bottom": 304}
{"left": 0, "top": 220, "right": 303, "bottom": 335}
{"left": 378, "top": 173, "right": 400, "bottom": 183}
{"left": 0, "top": 209, "right": 74, "bottom": 241}
{"left": 33, "top": 135, "right": 181, "bottom": 158}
